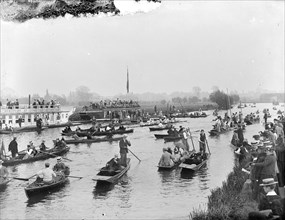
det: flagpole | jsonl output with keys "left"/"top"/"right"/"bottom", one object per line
{"left": 126, "top": 66, "right": 129, "bottom": 94}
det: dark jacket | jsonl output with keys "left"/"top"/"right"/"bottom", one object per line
{"left": 254, "top": 154, "right": 276, "bottom": 178}
{"left": 258, "top": 193, "right": 283, "bottom": 216}
{"left": 8, "top": 140, "right": 18, "bottom": 154}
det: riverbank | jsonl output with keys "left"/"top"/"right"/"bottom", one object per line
{"left": 190, "top": 165, "right": 259, "bottom": 220}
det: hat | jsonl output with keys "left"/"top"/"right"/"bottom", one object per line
{"left": 123, "top": 134, "right": 128, "bottom": 138}
{"left": 29, "top": 141, "right": 33, "bottom": 144}
{"left": 0, "top": 160, "right": 3, "bottom": 164}
{"left": 260, "top": 178, "right": 278, "bottom": 186}
{"left": 57, "top": 157, "right": 62, "bottom": 160}
{"left": 42, "top": 140, "right": 45, "bottom": 142}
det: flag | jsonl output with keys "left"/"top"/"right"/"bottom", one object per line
{"left": 126, "top": 67, "right": 129, "bottom": 94}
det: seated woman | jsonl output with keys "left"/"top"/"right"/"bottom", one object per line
{"left": 104, "top": 154, "right": 122, "bottom": 175}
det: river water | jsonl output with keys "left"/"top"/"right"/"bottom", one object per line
{"left": 0, "top": 103, "right": 283, "bottom": 219}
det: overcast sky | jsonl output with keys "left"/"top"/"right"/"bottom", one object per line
{"left": 1, "top": 0, "right": 284, "bottom": 97}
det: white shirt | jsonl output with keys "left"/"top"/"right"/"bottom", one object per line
{"left": 37, "top": 168, "right": 56, "bottom": 181}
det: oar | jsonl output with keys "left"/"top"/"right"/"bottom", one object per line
{"left": 38, "top": 150, "right": 72, "bottom": 162}
{"left": 206, "top": 140, "right": 211, "bottom": 154}
{"left": 13, "top": 174, "right": 37, "bottom": 181}
{"left": 128, "top": 148, "right": 141, "bottom": 162}
{"left": 66, "top": 175, "right": 83, "bottom": 179}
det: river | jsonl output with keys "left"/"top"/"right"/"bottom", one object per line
{"left": 0, "top": 103, "right": 283, "bottom": 219}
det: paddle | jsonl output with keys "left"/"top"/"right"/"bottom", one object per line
{"left": 128, "top": 148, "right": 141, "bottom": 162}
{"left": 66, "top": 175, "right": 83, "bottom": 179}
{"left": 38, "top": 150, "right": 72, "bottom": 162}
{"left": 13, "top": 174, "right": 37, "bottom": 181}
{"left": 206, "top": 140, "right": 211, "bottom": 155}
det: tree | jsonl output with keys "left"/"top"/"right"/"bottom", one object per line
{"left": 209, "top": 90, "right": 231, "bottom": 109}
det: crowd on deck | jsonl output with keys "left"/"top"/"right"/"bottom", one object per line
{"left": 0, "top": 99, "right": 59, "bottom": 109}
{"left": 83, "top": 99, "right": 140, "bottom": 111}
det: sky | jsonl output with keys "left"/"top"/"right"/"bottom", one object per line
{"left": 0, "top": 0, "right": 284, "bottom": 97}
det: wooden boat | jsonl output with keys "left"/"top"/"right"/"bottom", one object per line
{"left": 0, "top": 127, "right": 46, "bottom": 134}
{"left": 164, "top": 136, "right": 182, "bottom": 142}
{"left": 208, "top": 128, "right": 230, "bottom": 136}
{"left": 92, "top": 158, "right": 130, "bottom": 184}
{"left": 64, "top": 136, "right": 123, "bottom": 144}
{"left": 179, "top": 153, "right": 210, "bottom": 172}
{"left": 154, "top": 134, "right": 170, "bottom": 139}
{"left": 2, "top": 146, "right": 70, "bottom": 167}
{"left": 0, "top": 179, "right": 12, "bottom": 188}
{"left": 24, "top": 173, "right": 68, "bottom": 198}
{"left": 157, "top": 161, "right": 181, "bottom": 171}
{"left": 149, "top": 126, "right": 169, "bottom": 131}
{"left": 91, "top": 129, "right": 134, "bottom": 136}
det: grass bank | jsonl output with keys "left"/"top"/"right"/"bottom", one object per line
{"left": 190, "top": 165, "right": 259, "bottom": 220}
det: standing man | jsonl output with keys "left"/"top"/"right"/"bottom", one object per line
{"left": 0, "top": 160, "right": 9, "bottom": 183}
{"left": 8, "top": 137, "right": 18, "bottom": 158}
{"left": 119, "top": 134, "right": 131, "bottom": 167}
{"left": 237, "top": 125, "right": 244, "bottom": 145}
{"left": 182, "top": 128, "right": 190, "bottom": 151}
{"left": 199, "top": 130, "right": 207, "bottom": 155}
{"left": 18, "top": 116, "right": 22, "bottom": 128}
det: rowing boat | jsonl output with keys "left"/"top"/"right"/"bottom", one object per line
{"left": 64, "top": 136, "right": 123, "bottom": 144}
{"left": 208, "top": 128, "right": 230, "bottom": 136}
{"left": 91, "top": 129, "right": 134, "bottom": 136}
{"left": 149, "top": 127, "right": 169, "bottom": 131}
{"left": 92, "top": 158, "right": 130, "bottom": 184}
{"left": 2, "top": 146, "right": 70, "bottom": 167}
{"left": 164, "top": 136, "right": 182, "bottom": 142}
{"left": 157, "top": 161, "right": 181, "bottom": 171}
{"left": 0, "top": 127, "right": 46, "bottom": 134}
{"left": 24, "top": 173, "right": 68, "bottom": 198}
{"left": 154, "top": 134, "right": 171, "bottom": 139}
{"left": 179, "top": 153, "right": 210, "bottom": 172}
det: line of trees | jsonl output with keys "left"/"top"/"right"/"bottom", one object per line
{"left": 209, "top": 90, "right": 240, "bottom": 109}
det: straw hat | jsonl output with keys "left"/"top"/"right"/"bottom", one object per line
{"left": 57, "top": 157, "right": 62, "bottom": 161}
{"left": 260, "top": 178, "right": 278, "bottom": 186}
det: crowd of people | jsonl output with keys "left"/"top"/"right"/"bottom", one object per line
{"left": 230, "top": 113, "right": 285, "bottom": 219}
{"left": 158, "top": 127, "right": 208, "bottom": 167}
{"left": 84, "top": 99, "right": 140, "bottom": 111}
{"left": 0, "top": 98, "right": 59, "bottom": 109}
